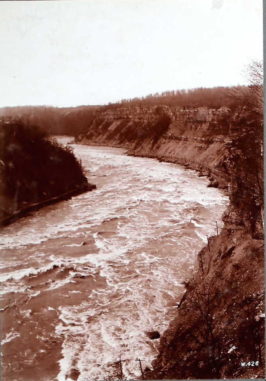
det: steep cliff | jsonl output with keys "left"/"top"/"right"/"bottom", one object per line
{"left": 77, "top": 103, "right": 264, "bottom": 379}
{"left": 77, "top": 105, "right": 242, "bottom": 190}
{"left": 0, "top": 120, "right": 95, "bottom": 226}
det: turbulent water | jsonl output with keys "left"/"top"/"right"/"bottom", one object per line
{"left": 0, "top": 141, "right": 228, "bottom": 381}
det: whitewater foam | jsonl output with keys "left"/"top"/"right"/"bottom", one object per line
{"left": 0, "top": 144, "right": 228, "bottom": 381}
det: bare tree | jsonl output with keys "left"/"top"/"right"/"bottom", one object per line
{"left": 247, "top": 60, "right": 263, "bottom": 115}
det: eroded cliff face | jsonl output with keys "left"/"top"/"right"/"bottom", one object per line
{"left": 79, "top": 106, "right": 231, "bottom": 181}
{"left": 77, "top": 104, "right": 264, "bottom": 379}
{"left": 78, "top": 105, "right": 255, "bottom": 191}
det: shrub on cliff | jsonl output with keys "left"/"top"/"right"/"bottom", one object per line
{"left": 137, "top": 109, "right": 171, "bottom": 144}
{"left": 151, "top": 111, "right": 171, "bottom": 147}
{"left": 0, "top": 120, "right": 89, "bottom": 219}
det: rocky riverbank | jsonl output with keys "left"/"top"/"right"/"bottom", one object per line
{"left": 76, "top": 103, "right": 264, "bottom": 379}
{"left": 0, "top": 182, "right": 96, "bottom": 227}
{"left": 144, "top": 227, "right": 264, "bottom": 379}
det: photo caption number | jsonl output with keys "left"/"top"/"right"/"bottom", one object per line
{"left": 240, "top": 361, "right": 259, "bottom": 367}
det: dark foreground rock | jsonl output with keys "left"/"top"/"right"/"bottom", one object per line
{"left": 0, "top": 120, "right": 96, "bottom": 226}
{"left": 146, "top": 331, "right": 161, "bottom": 340}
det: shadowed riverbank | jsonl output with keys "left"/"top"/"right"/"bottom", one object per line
{"left": 0, "top": 122, "right": 95, "bottom": 226}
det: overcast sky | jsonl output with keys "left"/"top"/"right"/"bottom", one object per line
{"left": 0, "top": 0, "right": 263, "bottom": 107}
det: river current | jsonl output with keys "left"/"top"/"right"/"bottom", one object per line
{"left": 0, "top": 141, "right": 228, "bottom": 381}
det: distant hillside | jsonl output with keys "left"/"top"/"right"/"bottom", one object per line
{"left": 0, "top": 84, "right": 253, "bottom": 137}
{"left": 0, "top": 105, "right": 99, "bottom": 136}
{"left": 0, "top": 120, "right": 95, "bottom": 225}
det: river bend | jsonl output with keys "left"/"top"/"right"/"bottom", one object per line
{"left": 0, "top": 142, "right": 228, "bottom": 381}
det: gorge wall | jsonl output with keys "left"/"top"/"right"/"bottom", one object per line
{"left": 77, "top": 104, "right": 264, "bottom": 379}
{"left": 0, "top": 121, "right": 95, "bottom": 226}
{"left": 77, "top": 105, "right": 242, "bottom": 189}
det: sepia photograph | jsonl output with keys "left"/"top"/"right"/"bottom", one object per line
{"left": 0, "top": 0, "right": 264, "bottom": 380}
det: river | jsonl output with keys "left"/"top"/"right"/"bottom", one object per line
{"left": 0, "top": 141, "right": 228, "bottom": 381}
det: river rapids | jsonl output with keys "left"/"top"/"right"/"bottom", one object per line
{"left": 0, "top": 140, "right": 228, "bottom": 381}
